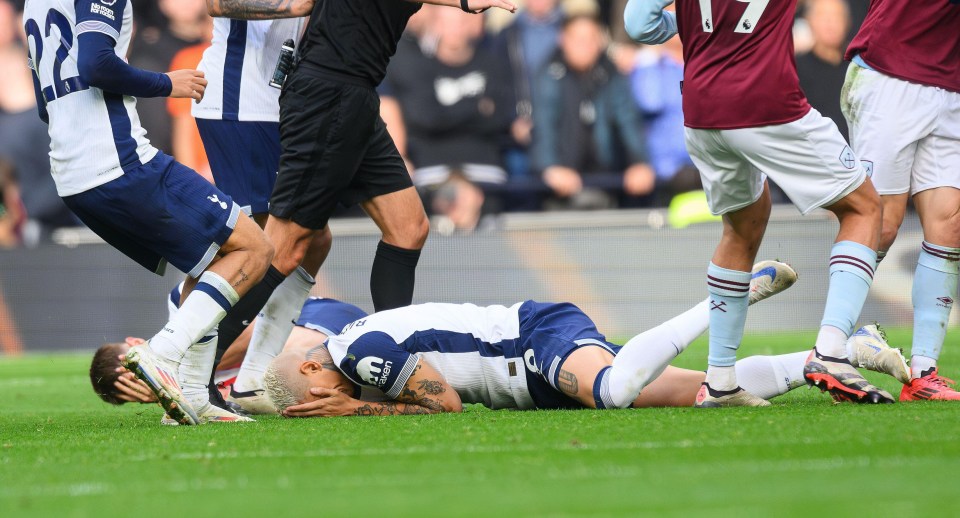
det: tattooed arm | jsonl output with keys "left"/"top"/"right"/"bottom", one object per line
{"left": 283, "top": 359, "right": 463, "bottom": 417}
{"left": 206, "top": 0, "right": 314, "bottom": 20}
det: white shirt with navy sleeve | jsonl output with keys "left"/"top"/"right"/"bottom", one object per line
{"left": 23, "top": 0, "right": 157, "bottom": 196}
{"left": 192, "top": 18, "right": 304, "bottom": 122}
{"left": 326, "top": 303, "right": 536, "bottom": 410}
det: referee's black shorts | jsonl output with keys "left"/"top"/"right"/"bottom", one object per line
{"left": 270, "top": 70, "right": 412, "bottom": 230}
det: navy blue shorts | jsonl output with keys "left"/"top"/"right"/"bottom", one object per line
{"left": 196, "top": 118, "right": 280, "bottom": 215}
{"left": 62, "top": 152, "right": 241, "bottom": 278}
{"left": 518, "top": 301, "right": 621, "bottom": 410}
{"left": 296, "top": 297, "right": 369, "bottom": 336}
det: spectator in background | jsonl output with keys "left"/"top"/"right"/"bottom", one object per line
{"left": 0, "top": 159, "right": 25, "bottom": 248}
{"left": 631, "top": 27, "right": 701, "bottom": 206}
{"left": 167, "top": 18, "right": 213, "bottom": 183}
{"left": 0, "top": 0, "right": 78, "bottom": 244}
{"left": 490, "top": 0, "right": 564, "bottom": 179}
{"left": 795, "top": 0, "right": 851, "bottom": 139}
{"left": 129, "top": 0, "right": 209, "bottom": 153}
{"left": 532, "top": 14, "right": 653, "bottom": 210}
{"left": 383, "top": 6, "right": 514, "bottom": 228}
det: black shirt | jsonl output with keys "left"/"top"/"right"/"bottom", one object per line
{"left": 298, "top": 0, "right": 421, "bottom": 86}
{"left": 383, "top": 38, "right": 515, "bottom": 171}
{"left": 795, "top": 51, "right": 849, "bottom": 139}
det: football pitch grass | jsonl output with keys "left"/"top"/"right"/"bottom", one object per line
{"left": 2, "top": 328, "right": 959, "bottom": 517}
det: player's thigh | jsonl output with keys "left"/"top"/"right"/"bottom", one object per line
{"left": 630, "top": 366, "right": 704, "bottom": 408}
{"left": 61, "top": 153, "right": 242, "bottom": 278}
{"left": 196, "top": 119, "right": 281, "bottom": 216}
{"left": 727, "top": 109, "right": 865, "bottom": 215}
{"left": 271, "top": 75, "right": 378, "bottom": 230}
{"left": 684, "top": 127, "right": 764, "bottom": 216}
{"left": 912, "top": 95, "right": 960, "bottom": 197}
{"left": 843, "top": 65, "right": 940, "bottom": 196}
{"left": 352, "top": 118, "right": 426, "bottom": 245}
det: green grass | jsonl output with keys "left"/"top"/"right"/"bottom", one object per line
{"left": 2, "top": 329, "right": 960, "bottom": 517}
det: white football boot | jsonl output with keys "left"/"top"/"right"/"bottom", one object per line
{"left": 193, "top": 400, "right": 255, "bottom": 424}
{"left": 846, "top": 324, "right": 911, "bottom": 385}
{"left": 694, "top": 383, "right": 771, "bottom": 408}
{"left": 122, "top": 345, "right": 199, "bottom": 426}
{"left": 227, "top": 385, "right": 279, "bottom": 416}
{"left": 748, "top": 260, "right": 799, "bottom": 306}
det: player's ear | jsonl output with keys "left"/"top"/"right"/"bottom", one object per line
{"left": 300, "top": 360, "right": 322, "bottom": 374}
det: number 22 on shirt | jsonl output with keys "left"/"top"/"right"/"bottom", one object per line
{"left": 24, "top": 8, "right": 89, "bottom": 103}
{"left": 698, "top": 0, "right": 770, "bottom": 34}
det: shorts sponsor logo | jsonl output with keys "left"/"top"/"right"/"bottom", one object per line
{"left": 839, "top": 146, "right": 857, "bottom": 170}
{"left": 861, "top": 160, "right": 874, "bottom": 177}
{"left": 524, "top": 349, "right": 539, "bottom": 374}
{"left": 356, "top": 356, "right": 392, "bottom": 387}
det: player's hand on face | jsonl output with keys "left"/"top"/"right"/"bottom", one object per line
{"left": 623, "top": 163, "right": 656, "bottom": 196}
{"left": 113, "top": 369, "right": 157, "bottom": 403}
{"left": 466, "top": 0, "right": 518, "bottom": 13}
{"left": 166, "top": 69, "right": 208, "bottom": 103}
{"left": 543, "top": 166, "right": 583, "bottom": 198}
{"left": 283, "top": 387, "right": 356, "bottom": 418}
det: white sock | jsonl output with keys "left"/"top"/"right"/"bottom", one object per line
{"left": 148, "top": 271, "right": 238, "bottom": 365}
{"left": 179, "top": 333, "right": 218, "bottom": 405}
{"left": 736, "top": 351, "right": 808, "bottom": 400}
{"left": 604, "top": 301, "right": 709, "bottom": 408}
{"left": 911, "top": 355, "right": 937, "bottom": 379}
{"left": 814, "top": 325, "right": 848, "bottom": 359}
{"left": 705, "top": 365, "right": 737, "bottom": 391}
{"left": 234, "top": 266, "right": 315, "bottom": 392}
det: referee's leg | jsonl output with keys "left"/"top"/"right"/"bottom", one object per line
{"left": 362, "top": 187, "right": 430, "bottom": 311}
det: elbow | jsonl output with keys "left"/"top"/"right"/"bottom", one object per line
{"left": 77, "top": 60, "right": 104, "bottom": 89}
{"left": 291, "top": 0, "right": 314, "bottom": 16}
{"left": 441, "top": 394, "right": 463, "bottom": 413}
{"left": 205, "top": 0, "right": 223, "bottom": 17}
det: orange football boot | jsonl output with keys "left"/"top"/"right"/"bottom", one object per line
{"left": 900, "top": 368, "right": 960, "bottom": 401}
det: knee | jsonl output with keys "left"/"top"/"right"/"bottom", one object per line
{"left": 313, "top": 226, "right": 333, "bottom": 257}
{"left": 273, "top": 244, "right": 306, "bottom": 276}
{"left": 879, "top": 222, "right": 901, "bottom": 251}
{"left": 386, "top": 213, "right": 429, "bottom": 250}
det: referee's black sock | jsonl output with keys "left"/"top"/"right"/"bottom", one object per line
{"left": 370, "top": 240, "right": 421, "bottom": 312}
{"left": 216, "top": 265, "right": 288, "bottom": 351}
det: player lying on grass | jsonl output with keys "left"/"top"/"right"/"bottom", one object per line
{"left": 265, "top": 262, "right": 910, "bottom": 416}
{"left": 89, "top": 296, "right": 367, "bottom": 411}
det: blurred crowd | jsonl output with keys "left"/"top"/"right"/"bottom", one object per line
{"left": 0, "top": 0, "right": 866, "bottom": 243}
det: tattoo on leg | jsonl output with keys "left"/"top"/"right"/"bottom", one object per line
{"left": 233, "top": 268, "right": 250, "bottom": 288}
{"left": 557, "top": 370, "right": 579, "bottom": 396}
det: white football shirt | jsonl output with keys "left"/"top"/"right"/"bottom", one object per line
{"left": 23, "top": 0, "right": 157, "bottom": 196}
{"left": 192, "top": 18, "right": 305, "bottom": 122}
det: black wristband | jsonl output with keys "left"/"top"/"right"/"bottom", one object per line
{"left": 459, "top": 0, "right": 487, "bottom": 13}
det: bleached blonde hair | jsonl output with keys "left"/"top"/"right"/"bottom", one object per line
{"left": 262, "top": 351, "right": 312, "bottom": 413}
